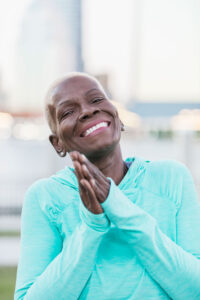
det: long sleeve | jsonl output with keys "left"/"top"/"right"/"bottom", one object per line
{"left": 101, "top": 167, "right": 200, "bottom": 300}
{"left": 14, "top": 183, "right": 110, "bottom": 300}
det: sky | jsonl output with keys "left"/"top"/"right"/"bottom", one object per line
{"left": 0, "top": 0, "right": 134, "bottom": 108}
{"left": 0, "top": 0, "right": 30, "bottom": 90}
{"left": 83, "top": 0, "right": 200, "bottom": 103}
{"left": 0, "top": 0, "right": 200, "bottom": 112}
{"left": 83, "top": 0, "right": 134, "bottom": 102}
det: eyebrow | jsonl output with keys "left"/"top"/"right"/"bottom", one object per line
{"left": 57, "top": 88, "right": 102, "bottom": 108}
{"left": 84, "top": 88, "right": 102, "bottom": 96}
{"left": 57, "top": 99, "right": 75, "bottom": 108}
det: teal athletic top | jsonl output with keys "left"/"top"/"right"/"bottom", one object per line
{"left": 14, "top": 157, "right": 200, "bottom": 299}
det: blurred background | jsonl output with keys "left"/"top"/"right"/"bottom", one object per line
{"left": 0, "top": 0, "right": 200, "bottom": 298}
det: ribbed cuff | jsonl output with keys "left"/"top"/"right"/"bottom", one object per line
{"left": 101, "top": 177, "right": 116, "bottom": 210}
{"left": 79, "top": 201, "right": 111, "bottom": 232}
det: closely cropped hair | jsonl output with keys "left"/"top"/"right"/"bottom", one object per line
{"left": 44, "top": 102, "right": 57, "bottom": 134}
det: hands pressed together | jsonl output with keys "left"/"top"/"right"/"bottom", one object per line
{"left": 69, "top": 151, "right": 110, "bottom": 215}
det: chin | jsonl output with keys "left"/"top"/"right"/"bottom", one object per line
{"left": 83, "top": 139, "right": 120, "bottom": 160}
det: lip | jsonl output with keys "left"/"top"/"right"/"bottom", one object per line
{"left": 80, "top": 120, "right": 111, "bottom": 137}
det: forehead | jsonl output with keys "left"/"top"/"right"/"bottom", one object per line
{"left": 50, "top": 76, "right": 104, "bottom": 108}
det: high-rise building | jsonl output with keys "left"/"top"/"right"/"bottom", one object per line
{"left": 12, "top": 0, "right": 83, "bottom": 112}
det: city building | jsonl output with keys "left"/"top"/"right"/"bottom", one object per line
{"left": 11, "top": 0, "right": 83, "bottom": 112}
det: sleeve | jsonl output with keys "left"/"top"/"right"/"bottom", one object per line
{"left": 14, "top": 183, "right": 110, "bottom": 300}
{"left": 101, "top": 170, "right": 200, "bottom": 300}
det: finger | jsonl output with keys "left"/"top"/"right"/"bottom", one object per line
{"left": 89, "top": 176, "right": 110, "bottom": 203}
{"left": 75, "top": 164, "right": 89, "bottom": 205}
{"left": 69, "top": 151, "right": 76, "bottom": 161}
{"left": 81, "top": 164, "right": 93, "bottom": 180}
{"left": 80, "top": 179, "right": 93, "bottom": 207}
{"left": 81, "top": 164, "right": 98, "bottom": 192}
{"left": 77, "top": 153, "right": 108, "bottom": 189}
{"left": 90, "top": 178, "right": 97, "bottom": 191}
{"left": 69, "top": 150, "right": 80, "bottom": 161}
{"left": 73, "top": 161, "right": 84, "bottom": 182}
{"left": 80, "top": 179, "right": 96, "bottom": 198}
{"left": 72, "top": 156, "right": 96, "bottom": 200}
{"left": 80, "top": 179, "right": 97, "bottom": 201}
{"left": 73, "top": 162, "right": 95, "bottom": 202}
{"left": 79, "top": 154, "right": 99, "bottom": 178}
{"left": 76, "top": 152, "right": 86, "bottom": 164}
{"left": 74, "top": 152, "right": 90, "bottom": 167}
{"left": 71, "top": 152, "right": 94, "bottom": 178}
{"left": 73, "top": 152, "right": 95, "bottom": 175}
{"left": 80, "top": 179, "right": 104, "bottom": 214}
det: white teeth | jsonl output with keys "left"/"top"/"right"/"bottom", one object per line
{"left": 84, "top": 122, "right": 108, "bottom": 137}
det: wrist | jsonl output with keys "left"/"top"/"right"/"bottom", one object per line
{"left": 98, "top": 179, "right": 111, "bottom": 204}
{"left": 79, "top": 201, "right": 110, "bottom": 232}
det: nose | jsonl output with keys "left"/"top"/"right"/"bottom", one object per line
{"left": 78, "top": 104, "right": 100, "bottom": 121}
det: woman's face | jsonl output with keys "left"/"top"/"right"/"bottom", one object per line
{"left": 49, "top": 75, "right": 122, "bottom": 158}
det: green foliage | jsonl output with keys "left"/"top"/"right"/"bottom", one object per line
{"left": 195, "top": 131, "right": 200, "bottom": 139}
{"left": 0, "top": 266, "right": 17, "bottom": 300}
{"left": 0, "top": 231, "right": 20, "bottom": 237}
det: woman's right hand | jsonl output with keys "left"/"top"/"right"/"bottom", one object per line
{"left": 70, "top": 154, "right": 104, "bottom": 215}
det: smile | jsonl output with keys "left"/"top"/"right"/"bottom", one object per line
{"left": 81, "top": 121, "right": 110, "bottom": 137}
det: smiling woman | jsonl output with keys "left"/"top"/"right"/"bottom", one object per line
{"left": 14, "top": 72, "right": 200, "bottom": 300}
{"left": 45, "top": 72, "right": 124, "bottom": 163}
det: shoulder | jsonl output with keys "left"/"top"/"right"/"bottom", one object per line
{"left": 24, "top": 178, "right": 48, "bottom": 198}
{"left": 27, "top": 177, "right": 52, "bottom": 191}
{"left": 23, "top": 168, "right": 79, "bottom": 223}
{"left": 25, "top": 177, "right": 55, "bottom": 200}
{"left": 23, "top": 178, "right": 55, "bottom": 216}
{"left": 145, "top": 159, "right": 188, "bottom": 178}
{"left": 142, "top": 159, "right": 190, "bottom": 206}
{"left": 21, "top": 178, "right": 52, "bottom": 224}
{"left": 25, "top": 165, "right": 77, "bottom": 199}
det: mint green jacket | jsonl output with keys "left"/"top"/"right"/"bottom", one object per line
{"left": 14, "top": 157, "right": 200, "bottom": 299}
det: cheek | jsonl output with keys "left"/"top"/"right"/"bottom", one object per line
{"left": 58, "top": 121, "right": 73, "bottom": 142}
{"left": 114, "top": 114, "right": 121, "bottom": 130}
{"left": 103, "top": 104, "right": 121, "bottom": 133}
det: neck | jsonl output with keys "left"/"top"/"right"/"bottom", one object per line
{"left": 89, "top": 144, "right": 127, "bottom": 185}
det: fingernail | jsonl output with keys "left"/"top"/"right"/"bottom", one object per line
{"left": 82, "top": 164, "right": 88, "bottom": 172}
{"left": 80, "top": 179, "right": 85, "bottom": 185}
{"left": 81, "top": 154, "right": 86, "bottom": 161}
{"left": 91, "top": 179, "right": 96, "bottom": 186}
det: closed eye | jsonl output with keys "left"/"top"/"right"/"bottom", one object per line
{"left": 61, "top": 111, "right": 73, "bottom": 119}
{"left": 92, "top": 97, "right": 104, "bottom": 103}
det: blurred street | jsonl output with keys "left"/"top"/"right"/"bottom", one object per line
{"left": 0, "top": 237, "right": 20, "bottom": 266}
{"left": 1, "top": 131, "right": 200, "bottom": 268}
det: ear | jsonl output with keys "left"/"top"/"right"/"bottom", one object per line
{"left": 120, "top": 120, "right": 125, "bottom": 131}
{"left": 49, "top": 134, "right": 66, "bottom": 157}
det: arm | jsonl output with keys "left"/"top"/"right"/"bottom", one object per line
{"left": 14, "top": 182, "right": 110, "bottom": 300}
{"left": 70, "top": 151, "right": 200, "bottom": 299}
{"left": 101, "top": 167, "right": 200, "bottom": 300}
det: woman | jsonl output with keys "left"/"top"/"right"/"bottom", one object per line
{"left": 15, "top": 72, "right": 200, "bottom": 299}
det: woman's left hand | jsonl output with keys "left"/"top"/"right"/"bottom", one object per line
{"left": 70, "top": 151, "right": 110, "bottom": 204}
